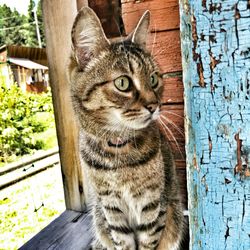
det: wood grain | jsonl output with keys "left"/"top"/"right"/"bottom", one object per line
{"left": 162, "top": 75, "right": 184, "bottom": 104}
{"left": 147, "top": 30, "right": 182, "bottom": 73}
{"left": 180, "top": 0, "right": 250, "bottom": 248}
{"left": 175, "top": 160, "right": 188, "bottom": 208}
{"left": 42, "top": 0, "right": 86, "bottom": 211}
{"left": 122, "top": 0, "right": 180, "bottom": 33}
{"left": 20, "top": 210, "right": 92, "bottom": 250}
{"left": 89, "top": 0, "right": 123, "bottom": 38}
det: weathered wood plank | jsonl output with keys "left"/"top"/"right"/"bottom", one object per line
{"left": 148, "top": 30, "right": 182, "bottom": 73}
{"left": 162, "top": 74, "right": 184, "bottom": 104}
{"left": 180, "top": 0, "right": 250, "bottom": 249}
{"left": 20, "top": 210, "right": 92, "bottom": 250}
{"left": 42, "top": 0, "right": 86, "bottom": 211}
{"left": 89, "top": 0, "right": 122, "bottom": 38}
{"left": 175, "top": 160, "right": 188, "bottom": 208}
{"left": 122, "top": 0, "right": 180, "bottom": 32}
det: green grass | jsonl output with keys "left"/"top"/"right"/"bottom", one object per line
{"left": 0, "top": 165, "right": 65, "bottom": 249}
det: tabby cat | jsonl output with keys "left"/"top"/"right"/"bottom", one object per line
{"left": 68, "top": 7, "right": 184, "bottom": 250}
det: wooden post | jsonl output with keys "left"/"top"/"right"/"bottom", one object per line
{"left": 180, "top": 0, "right": 250, "bottom": 249}
{"left": 42, "top": 0, "right": 87, "bottom": 211}
{"left": 17, "top": 65, "right": 21, "bottom": 85}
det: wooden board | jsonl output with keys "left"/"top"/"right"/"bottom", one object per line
{"left": 122, "top": 0, "right": 180, "bottom": 33}
{"left": 162, "top": 75, "right": 184, "bottom": 104}
{"left": 147, "top": 30, "right": 182, "bottom": 73}
{"left": 20, "top": 210, "right": 92, "bottom": 250}
{"left": 175, "top": 160, "right": 188, "bottom": 208}
{"left": 89, "top": 0, "right": 122, "bottom": 38}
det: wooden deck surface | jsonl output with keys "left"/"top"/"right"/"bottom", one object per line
{"left": 20, "top": 209, "right": 189, "bottom": 250}
{"left": 20, "top": 210, "right": 92, "bottom": 250}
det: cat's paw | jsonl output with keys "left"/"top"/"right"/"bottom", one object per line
{"left": 90, "top": 241, "right": 107, "bottom": 250}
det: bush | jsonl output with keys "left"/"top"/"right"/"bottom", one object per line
{"left": 0, "top": 83, "right": 54, "bottom": 163}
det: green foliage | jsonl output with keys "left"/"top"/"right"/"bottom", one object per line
{"left": 26, "top": 0, "right": 37, "bottom": 47}
{"left": 0, "top": 4, "right": 28, "bottom": 46}
{"left": 0, "top": 83, "right": 54, "bottom": 163}
{"left": 36, "top": 0, "right": 46, "bottom": 47}
{"left": 0, "top": 0, "right": 46, "bottom": 47}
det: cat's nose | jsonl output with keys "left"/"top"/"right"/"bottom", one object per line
{"left": 146, "top": 103, "right": 158, "bottom": 113}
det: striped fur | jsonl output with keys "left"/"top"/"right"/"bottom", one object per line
{"left": 68, "top": 7, "right": 184, "bottom": 250}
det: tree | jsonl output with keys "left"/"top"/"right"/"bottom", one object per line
{"left": 26, "top": 0, "right": 37, "bottom": 47}
{"left": 36, "top": 0, "right": 46, "bottom": 47}
{"left": 0, "top": 5, "right": 28, "bottom": 46}
{"left": 0, "top": 1, "right": 46, "bottom": 47}
{"left": 0, "top": 5, "right": 26, "bottom": 46}
{"left": 26, "top": 0, "right": 46, "bottom": 47}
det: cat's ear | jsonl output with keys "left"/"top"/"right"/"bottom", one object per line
{"left": 71, "top": 7, "right": 110, "bottom": 67}
{"left": 128, "top": 10, "right": 150, "bottom": 48}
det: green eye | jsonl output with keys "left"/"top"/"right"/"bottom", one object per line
{"left": 114, "top": 76, "right": 130, "bottom": 91}
{"left": 150, "top": 73, "right": 159, "bottom": 88}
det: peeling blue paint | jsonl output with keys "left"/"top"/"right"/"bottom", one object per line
{"left": 179, "top": 0, "right": 250, "bottom": 249}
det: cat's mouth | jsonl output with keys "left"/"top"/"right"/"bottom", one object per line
{"left": 107, "top": 137, "right": 130, "bottom": 148}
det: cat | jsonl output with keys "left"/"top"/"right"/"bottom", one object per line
{"left": 68, "top": 7, "right": 184, "bottom": 250}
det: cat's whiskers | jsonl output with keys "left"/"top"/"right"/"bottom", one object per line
{"left": 160, "top": 115, "right": 184, "bottom": 137}
{"left": 151, "top": 48, "right": 167, "bottom": 60}
{"left": 89, "top": 119, "right": 123, "bottom": 154}
{"left": 160, "top": 110, "right": 184, "bottom": 120}
{"left": 158, "top": 117, "right": 184, "bottom": 159}
{"left": 150, "top": 21, "right": 157, "bottom": 56}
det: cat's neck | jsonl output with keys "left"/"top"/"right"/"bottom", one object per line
{"left": 79, "top": 121, "right": 160, "bottom": 151}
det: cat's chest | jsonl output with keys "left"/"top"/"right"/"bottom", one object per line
{"left": 89, "top": 153, "right": 165, "bottom": 224}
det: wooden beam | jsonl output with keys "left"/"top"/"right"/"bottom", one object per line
{"left": 42, "top": 0, "right": 86, "bottom": 211}
{"left": 180, "top": 0, "right": 250, "bottom": 248}
{"left": 17, "top": 65, "right": 21, "bottom": 85}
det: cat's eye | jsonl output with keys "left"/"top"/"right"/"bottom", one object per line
{"left": 150, "top": 73, "right": 159, "bottom": 88}
{"left": 114, "top": 76, "right": 130, "bottom": 92}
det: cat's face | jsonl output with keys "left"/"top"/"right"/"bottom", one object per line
{"left": 69, "top": 8, "right": 163, "bottom": 133}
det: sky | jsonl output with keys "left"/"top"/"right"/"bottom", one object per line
{"left": 0, "top": 0, "right": 39, "bottom": 14}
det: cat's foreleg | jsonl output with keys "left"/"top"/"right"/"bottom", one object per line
{"left": 92, "top": 204, "right": 115, "bottom": 250}
{"left": 102, "top": 205, "right": 136, "bottom": 250}
{"left": 136, "top": 207, "right": 166, "bottom": 250}
{"left": 156, "top": 204, "right": 183, "bottom": 250}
